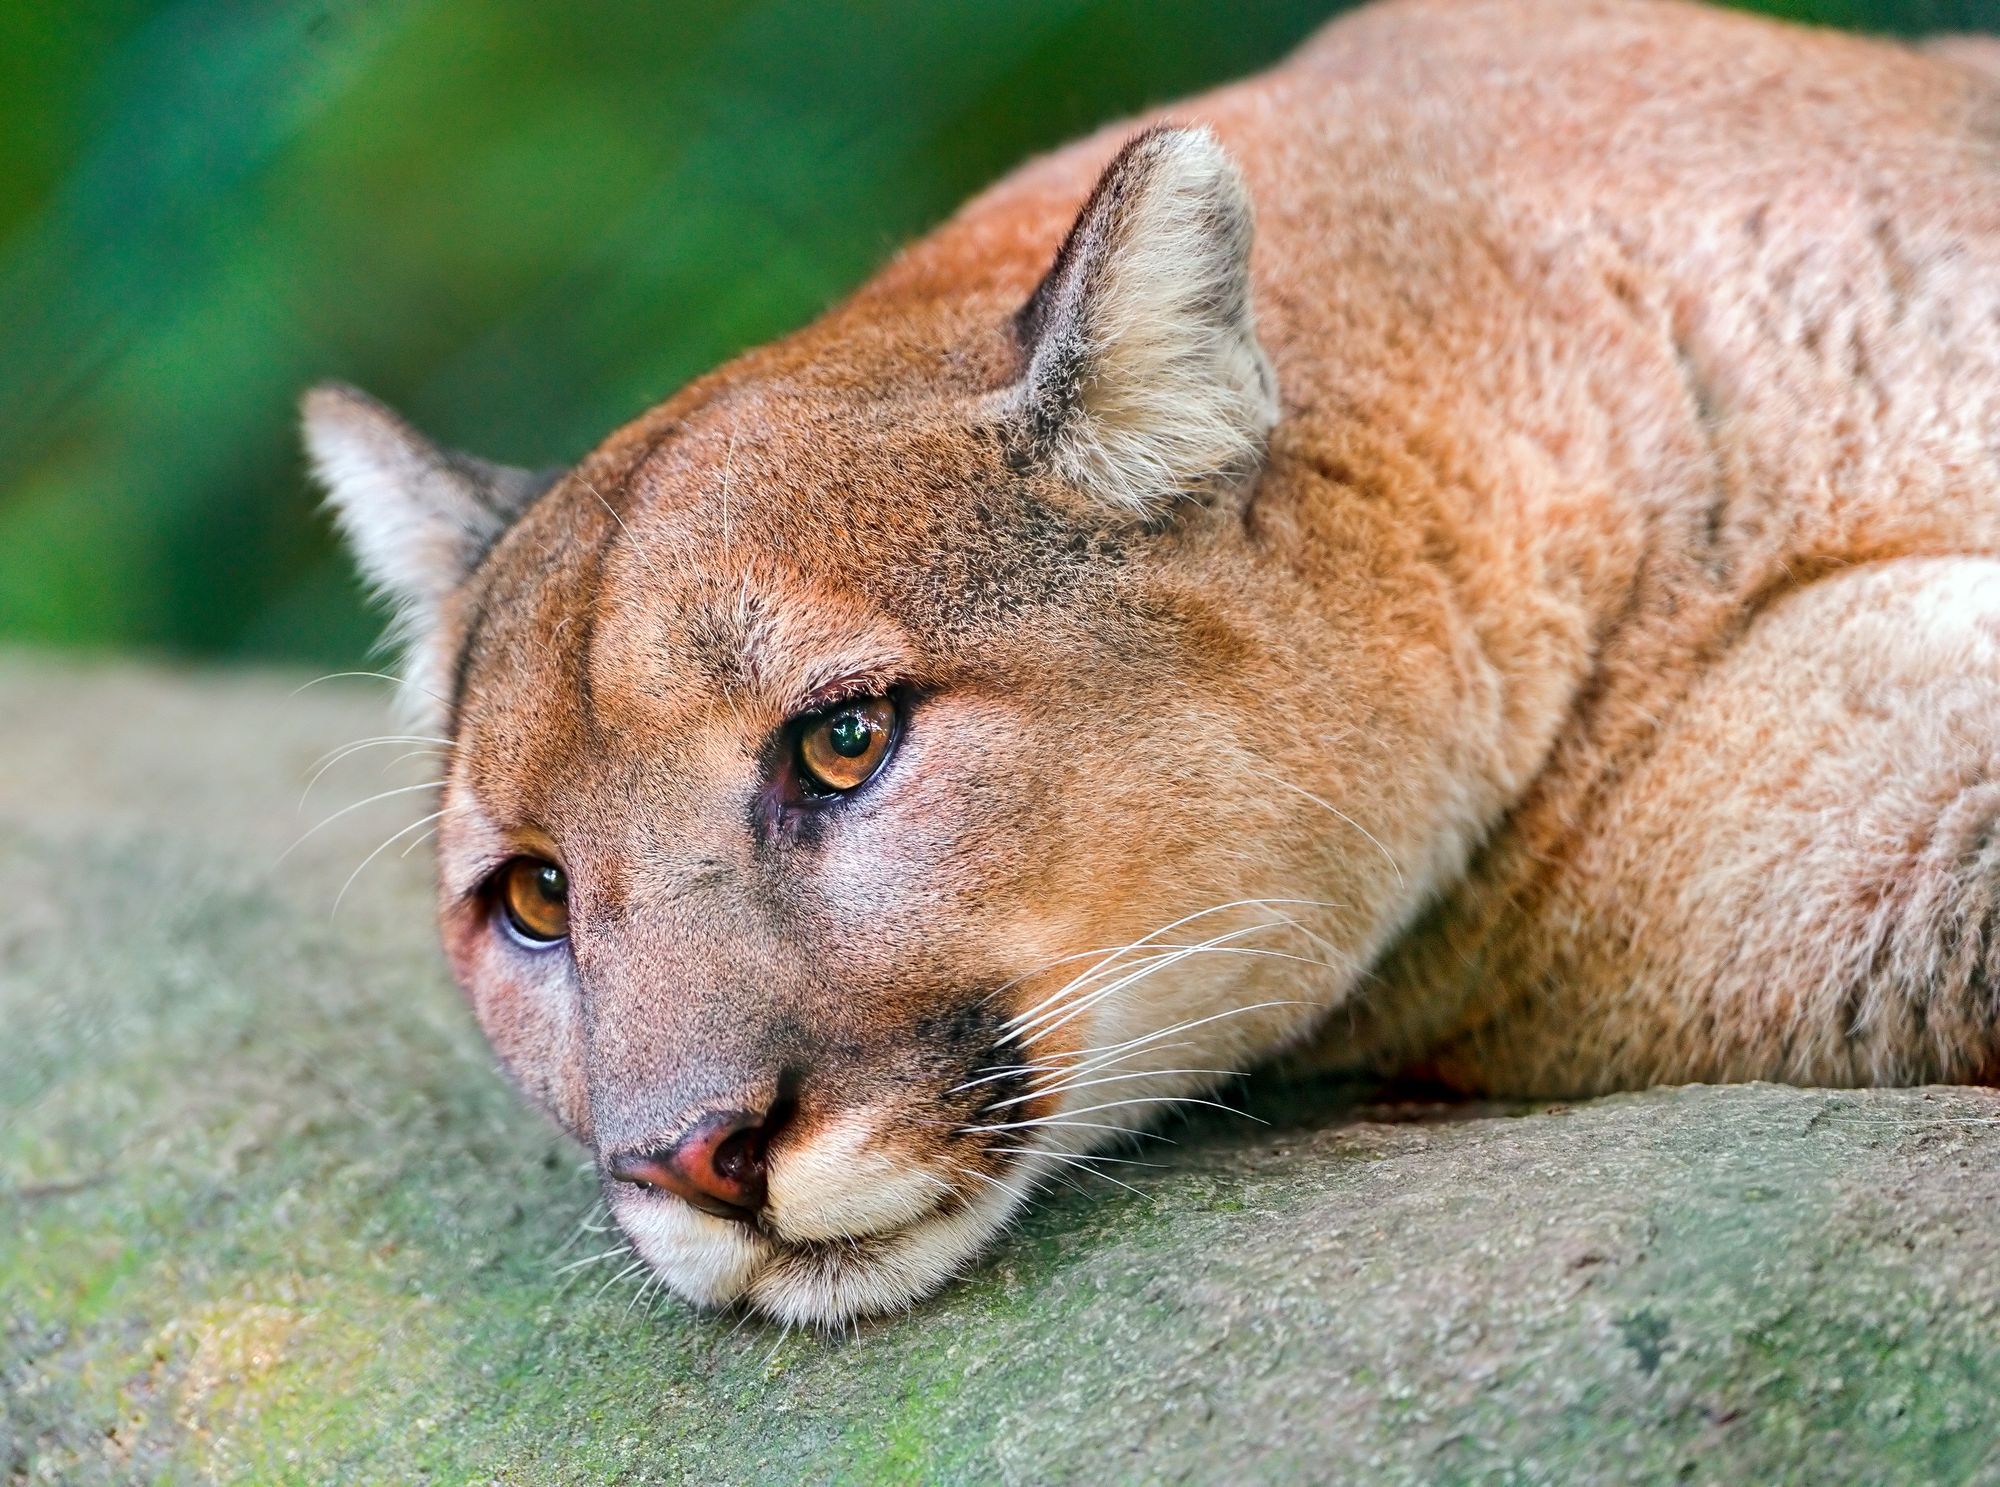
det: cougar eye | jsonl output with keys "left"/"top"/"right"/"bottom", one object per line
{"left": 797, "top": 695, "right": 898, "bottom": 795}
{"left": 495, "top": 857, "right": 569, "bottom": 946}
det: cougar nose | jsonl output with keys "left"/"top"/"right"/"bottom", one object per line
{"left": 605, "top": 1107, "right": 781, "bottom": 1221}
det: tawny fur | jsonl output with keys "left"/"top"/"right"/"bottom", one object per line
{"left": 307, "top": 0, "right": 2000, "bottom": 1324}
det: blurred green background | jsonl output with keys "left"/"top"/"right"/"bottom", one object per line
{"left": 0, "top": 0, "right": 1987, "bottom": 668}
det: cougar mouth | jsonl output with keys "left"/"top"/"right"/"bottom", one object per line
{"left": 609, "top": 1148, "right": 1044, "bottom": 1328}
{"left": 612, "top": 1030, "right": 1086, "bottom": 1323}
{"left": 601, "top": 1016, "right": 1229, "bottom": 1325}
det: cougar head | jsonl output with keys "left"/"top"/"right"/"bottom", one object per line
{"left": 306, "top": 128, "right": 1395, "bottom": 1325}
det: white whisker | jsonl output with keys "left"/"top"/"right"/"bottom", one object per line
{"left": 545, "top": 1203, "right": 615, "bottom": 1263}
{"left": 965, "top": 1094, "right": 1255, "bottom": 1137}
{"left": 291, "top": 670, "right": 450, "bottom": 710}
{"left": 990, "top": 1066, "right": 1243, "bottom": 1111}
{"left": 306, "top": 732, "right": 452, "bottom": 771}
{"left": 718, "top": 423, "right": 739, "bottom": 560}
{"left": 1025, "top": 1150, "right": 1157, "bottom": 1204}
{"left": 986, "top": 1145, "right": 1161, "bottom": 1168}
{"left": 383, "top": 747, "right": 451, "bottom": 772}
{"left": 300, "top": 733, "right": 453, "bottom": 807}
{"left": 275, "top": 780, "right": 438, "bottom": 867}
{"left": 1018, "top": 919, "right": 1302, "bottom": 1046}
{"left": 947, "top": 1062, "right": 1071, "bottom": 1096}
{"left": 941, "top": 1159, "right": 1015, "bottom": 1197}
{"left": 1005, "top": 896, "right": 1340, "bottom": 1030}
{"left": 957, "top": 1119, "right": 1169, "bottom": 1140}
{"left": 1033, "top": 1039, "right": 1202, "bottom": 1083}
{"left": 331, "top": 808, "right": 444, "bottom": 916}
{"left": 1266, "top": 775, "right": 1404, "bottom": 888}
{"left": 578, "top": 475, "right": 674, "bottom": 595}
{"left": 551, "top": 1243, "right": 629, "bottom": 1278}
{"left": 592, "top": 1256, "right": 650, "bottom": 1301}
{"left": 1062, "top": 1000, "right": 1316, "bottom": 1069}
{"left": 1035, "top": 943, "right": 1347, "bottom": 1048}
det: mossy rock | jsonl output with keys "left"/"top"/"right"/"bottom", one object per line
{"left": 5, "top": 655, "right": 1999, "bottom": 1485}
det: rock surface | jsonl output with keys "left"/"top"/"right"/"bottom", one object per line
{"left": 5, "top": 655, "right": 2000, "bottom": 1485}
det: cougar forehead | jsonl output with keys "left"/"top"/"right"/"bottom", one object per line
{"left": 484, "top": 394, "right": 1138, "bottom": 696}
{"left": 442, "top": 399, "right": 1175, "bottom": 839}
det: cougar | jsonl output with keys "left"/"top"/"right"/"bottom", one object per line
{"left": 305, "top": 0, "right": 2000, "bottom": 1325}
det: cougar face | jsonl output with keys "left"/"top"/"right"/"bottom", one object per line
{"left": 307, "top": 130, "right": 1401, "bottom": 1323}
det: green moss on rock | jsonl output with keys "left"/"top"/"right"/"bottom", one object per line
{"left": 5, "top": 656, "right": 1999, "bottom": 1484}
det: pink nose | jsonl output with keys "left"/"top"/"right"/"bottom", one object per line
{"left": 605, "top": 1108, "right": 777, "bottom": 1221}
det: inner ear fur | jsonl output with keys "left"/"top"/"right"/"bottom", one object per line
{"left": 1005, "top": 124, "right": 1278, "bottom": 518}
{"left": 300, "top": 382, "right": 559, "bottom": 727}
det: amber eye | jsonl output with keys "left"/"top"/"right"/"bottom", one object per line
{"left": 797, "top": 696, "right": 898, "bottom": 794}
{"left": 496, "top": 857, "right": 569, "bottom": 946}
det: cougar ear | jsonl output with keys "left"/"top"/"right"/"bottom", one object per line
{"left": 1006, "top": 124, "right": 1277, "bottom": 517}
{"left": 301, "top": 383, "right": 558, "bottom": 726}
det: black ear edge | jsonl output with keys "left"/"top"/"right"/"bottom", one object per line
{"left": 1012, "top": 122, "right": 1202, "bottom": 354}
{"left": 997, "top": 123, "right": 1277, "bottom": 517}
